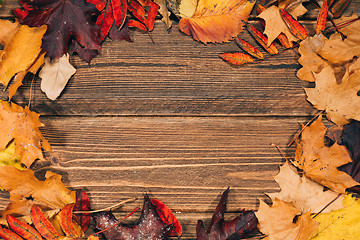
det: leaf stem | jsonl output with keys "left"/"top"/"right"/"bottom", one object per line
{"left": 73, "top": 197, "right": 136, "bottom": 214}
{"left": 312, "top": 193, "right": 342, "bottom": 219}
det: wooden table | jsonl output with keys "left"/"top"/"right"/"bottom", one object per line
{"left": 0, "top": 1, "right": 359, "bottom": 238}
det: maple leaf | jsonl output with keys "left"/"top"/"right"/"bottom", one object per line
{"left": 0, "top": 20, "right": 46, "bottom": 88}
{"left": 0, "top": 166, "right": 75, "bottom": 224}
{"left": 258, "top": 6, "right": 299, "bottom": 46}
{"left": 294, "top": 116, "right": 359, "bottom": 193}
{"left": 178, "top": 0, "right": 255, "bottom": 43}
{"left": 196, "top": 188, "right": 258, "bottom": 239}
{"left": 93, "top": 194, "right": 181, "bottom": 239}
{"left": 268, "top": 161, "right": 344, "bottom": 214}
{"left": 0, "top": 100, "right": 51, "bottom": 167}
{"left": 39, "top": 53, "right": 77, "bottom": 101}
{"left": 256, "top": 198, "right": 319, "bottom": 240}
{"left": 311, "top": 194, "right": 360, "bottom": 239}
{"left": 14, "top": 0, "right": 102, "bottom": 62}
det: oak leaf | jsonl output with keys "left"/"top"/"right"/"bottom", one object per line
{"left": 178, "top": 0, "right": 255, "bottom": 43}
{"left": 39, "top": 53, "right": 76, "bottom": 101}
{"left": 294, "top": 116, "right": 359, "bottom": 193}
{"left": 14, "top": 0, "right": 101, "bottom": 62}
{"left": 0, "top": 100, "right": 50, "bottom": 167}
{"left": 258, "top": 6, "right": 299, "bottom": 46}
{"left": 0, "top": 166, "right": 75, "bottom": 224}
{"left": 256, "top": 198, "right": 319, "bottom": 240}
{"left": 268, "top": 161, "right": 344, "bottom": 213}
{"left": 196, "top": 188, "right": 258, "bottom": 239}
{"left": 0, "top": 20, "right": 46, "bottom": 88}
{"left": 311, "top": 194, "right": 360, "bottom": 239}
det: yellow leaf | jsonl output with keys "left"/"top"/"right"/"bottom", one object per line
{"left": 0, "top": 100, "right": 51, "bottom": 168}
{"left": 179, "top": 0, "right": 255, "bottom": 43}
{"left": 179, "top": 0, "right": 198, "bottom": 17}
{"left": 0, "top": 141, "right": 24, "bottom": 170}
{"left": 311, "top": 194, "right": 360, "bottom": 239}
{"left": 0, "top": 22, "right": 46, "bottom": 87}
{"left": 0, "top": 166, "right": 75, "bottom": 224}
{"left": 0, "top": 20, "right": 20, "bottom": 47}
{"left": 294, "top": 116, "right": 358, "bottom": 192}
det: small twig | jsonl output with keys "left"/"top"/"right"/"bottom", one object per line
{"left": 312, "top": 193, "right": 342, "bottom": 219}
{"left": 147, "top": 31, "right": 155, "bottom": 44}
{"left": 73, "top": 197, "right": 136, "bottom": 214}
{"left": 28, "top": 74, "right": 36, "bottom": 109}
{"left": 287, "top": 110, "right": 324, "bottom": 147}
{"left": 92, "top": 207, "right": 140, "bottom": 236}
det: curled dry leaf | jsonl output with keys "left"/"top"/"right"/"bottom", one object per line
{"left": 0, "top": 166, "right": 75, "bottom": 224}
{"left": 179, "top": 0, "right": 255, "bottom": 43}
{"left": 155, "top": 0, "right": 172, "bottom": 29}
{"left": 256, "top": 198, "right": 319, "bottom": 240}
{"left": 39, "top": 53, "right": 77, "bottom": 101}
{"left": 294, "top": 116, "right": 359, "bottom": 193}
{"left": 0, "top": 100, "right": 51, "bottom": 167}
{"left": 268, "top": 161, "right": 344, "bottom": 214}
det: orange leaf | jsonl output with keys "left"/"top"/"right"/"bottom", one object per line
{"left": 59, "top": 204, "right": 80, "bottom": 238}
{"left": 235, "top": 37, "right": 264, "bottom": 59}
{"left": 128, "top": 19, "right": 147, "bottom": 31}
{"left": 316, "top": 0, "right": 329, "bottom": 34}
{"left": 331, "top": 0, "right": 351, "bottom": 18}
{"left": 128, "top": 0, "right": 146, "bottom": 24}
{"left": 145, "top": 2, "right": 159, "bottom": 31}
{"left": 280, "top": 9, "right": 308, "bottom": 40}
{"left": 247, "top": 25, "right": 278, "bottom": 55}
{"left": 88, "top": 235, "right": 100, "bottom": 240}
{"left": 0, "top": 225, "right": 23, "bottom": 240}
{"left": 219, "top": 52, "right": 254, "bottom": 65}
{"left": 6, "top": 215, "right": 42, "bottom": 240}
{"left": 31, "top": 206, "right": 60, "bottom": 240}
{"left": 151, "top": 199, "right": 183, "bottom": 236}
{"left": 178, "top": 0, "right": 255, "bottom": 43}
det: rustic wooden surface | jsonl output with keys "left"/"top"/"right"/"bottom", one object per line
{"left": 0, "top": 1, "right": 359, "bottom": 239}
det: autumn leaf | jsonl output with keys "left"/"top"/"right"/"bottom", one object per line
{"left": 178, "top": 0, "right": 255, "bottom": 43}
{"left": 268, "top": 161, "right": 344, "bottom": 214}
{"left": 196, "top": 188, "right": 257, "bottom": 239}
{"left": 155, "top": 0, "right": 172, "bottom": 29}
{"left": 14, "top": 0, "right": 101, "bottom": 62}
{"left": 235, "top": 37, "right": 264, "bottom": 59}
{"left": 311, "top": 194, "right": 360, "bottom": 239}
{"left": 219, "top": 52, "right": 254, "bottom": 65}
{"left": 0, "top": 166, "right": 75, "bottom": 224}
{"left": 39, "top": 53, "right": 76, "bottom": 101}
{"left": 74, "top": 189, "right": 92, "bottom": 232}
{"left": 294, "top": 116, "right": 359, "bottom": 193}
{"left": 93, "top": 194, "right": 181, "bottom": 239}
{"left": 279, "top": 9, "right": 308, "bottom": 40}
{"left": 178, "top": 0, "right": 197, "bottom": 17}
{"left": 247, "top": 24, "right": 278, "bottom": 55}
{"left": 0, "top": 100, "right": 50, "bottom": 167}
{"left": 0, "top": 141, "right": 24, "bottom": 170}
{"left": 258, "top": 5, "right": 299, "bottom": 46}
{"left": 256, "top": 198, "right": 319, "bottom": 240}
{"left": 0, "top": 20, "right": 46, "bottom": 88}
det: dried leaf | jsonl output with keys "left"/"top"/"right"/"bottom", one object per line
{"left": 74, "top": 189, "right": 91, "bottom": 232}
{"left": 258, "top": 5, "right": 299, "bottom": 46}
{"left": 331, "top": 0, "right": 351, "bottom": 18}
{"left": 0, "top": 167, "right": 75, "bottom": 224}
{"left": 0, "top": 141, "right": 24, "bottom": 170}
{"left": 151, "top": 199, "right": 182, "bottom": 236}
{"left": 39, "top": 53, "right": 76, "bottom": 101}
{"left": 0, "top": 225, "right": 23, "bottom": 240}
{"left": 178, "top": 0, "right": 197, "bottom": 17}
{"left": 30, "top": 205, "right": 60, "bottom": 240}
{"left": 155, "top": 0, "right": 172, "bottom": 29}
{"left": 247, "top": 24, "right": 278, "bottom": 55}
{"left": 235, "top": 37, "right": 264, "bottom": 59}
{"left": 316, "top": 0, "right": 329, "bottom": 34}
{"left": 268, "top": 161, "right": 344, "bottom": 213}
{"left": 7, "top": 215, "right": 42, "bottom": 240}
{"left": 219, "top": 52, "right": 254, "bottom": 65}
{"left": 0, "top": 100, "right": 50, "bottom": 167}
{"left": 294, "top": 116, "right": 359, "bottom": 192}
{"left": 179, "top": 0, "right": 255, "bottom": 43}
{"left": 280, "top": 9, "right": 308, "bottom": 40}
{"left": 59, "top": 204, "right": 83, "bottom": 238}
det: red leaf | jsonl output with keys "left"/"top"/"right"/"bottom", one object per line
{"left": 6, "top": 215, "right": 42, "bottom": 240}
{"left": 280, "top": 9, "right": 308, "bottom": 40}
{"left": 12, "top": 8, "right": 28, "bottom": 20}
{"left": 145, "top": 2, "right": 159, "bottom": 31}
{"left": 96, "top": 3, "right": 115, "bottom": 41}
{"left": 219, "top": 52, "right": 254, "bottom": 65}
{"left": 247, "top": 25, "right": 278, "bottom": 55}
{"left": 112, "top": 0, "right": 128, "bottom": 26}
{"left": 59, "top": 204, "right": 79, "bottom": 238}
{"left": 17, "top": 0, "right": 101, "bottom": 61}
{"left": 74, "top": 189, "right": 92, "bottom": 232}
{"left": 235, "top": 37, "right": 264, "bottom": 59}
{"left": 0, "top": 225, "right": 23, "bottom": 240}
{"left": 128, "top": 19, "right": 147, "bottom": 31}
{"left": 151, "top": 199, "right": 182, "bottom": 236}
{"left": 31, "top": 206, "right": 60, "bottom": 240}
{"left": 128, "top": 0, "right": 147, "bottom": 24}
{"left": 316, "top": 0, "right": 329, "bottom": 34}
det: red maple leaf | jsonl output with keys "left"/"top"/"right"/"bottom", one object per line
{"left": 14, "top": 0, "right": 101, "bottom": 62}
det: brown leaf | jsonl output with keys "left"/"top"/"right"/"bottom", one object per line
{"left": 0, "top": 166, "right": 75, "bottom": 224}
{"left": 179, "top": 0, "right": 255, "bottom": 43}
{"left": 294, "top": 116, "right": 359, "bottom": 193}
{"left": 0, "top": 100, "right": 50, "bottom": 167}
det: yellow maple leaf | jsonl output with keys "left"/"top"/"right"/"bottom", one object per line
{"left": 178, "top": 0, "right": 255, "bottom": 43}
{"left": 294, "top": 116, "right": 358, "bottom": 193}
{"left": 311, "top": 194, "right": 360, "bottom": 239}
{"left": 0, "top": 166, "right": 75, "bottom": 224}
{"left": 0, "top": 100, "right": 51, "bottom": 168}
